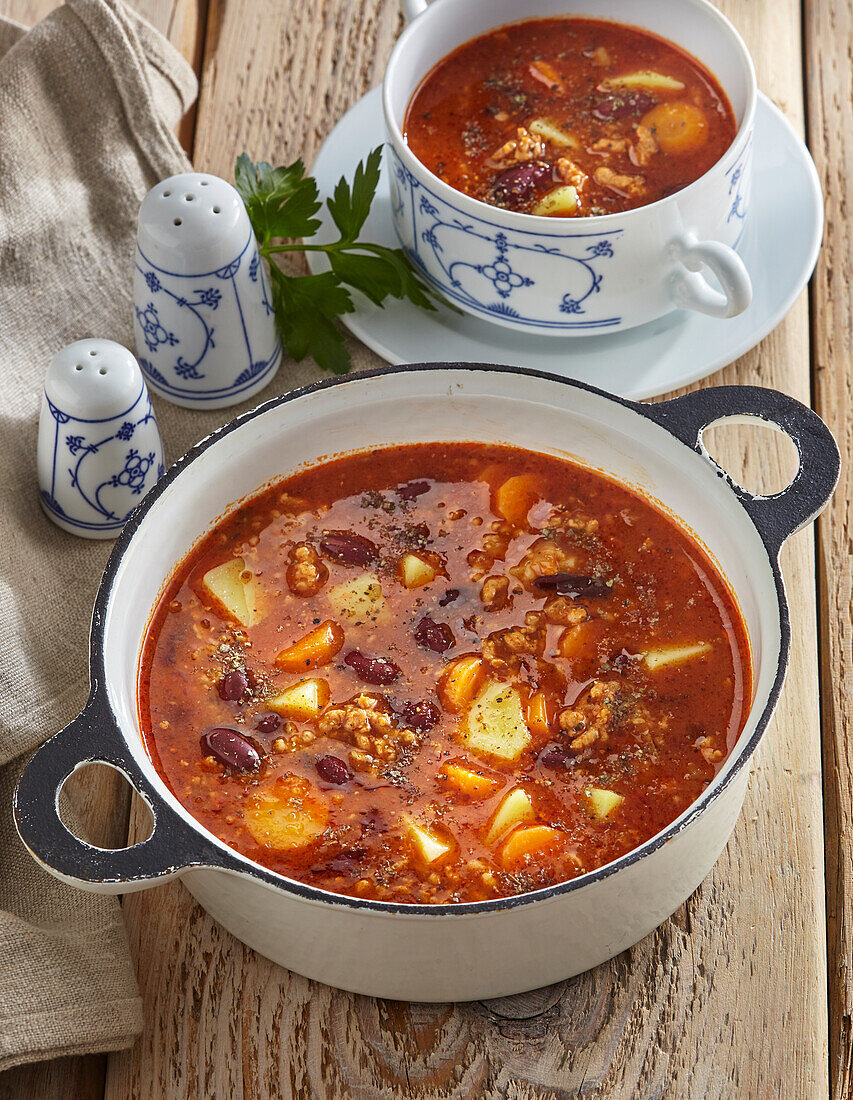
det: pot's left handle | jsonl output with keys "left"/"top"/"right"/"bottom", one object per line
{"left": 14, "top": 693, "right": 229, "bottom": 894}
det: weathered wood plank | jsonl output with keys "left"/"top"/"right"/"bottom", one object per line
{"left": 108, "top": 0, "right": 828, "bottom": 1097}
{"left": 803, "top": 0, "right": 853, "bottom": 1095}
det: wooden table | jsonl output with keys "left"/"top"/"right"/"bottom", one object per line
{"left": 0, "top": 1, "right": 850, "bottom": 1096}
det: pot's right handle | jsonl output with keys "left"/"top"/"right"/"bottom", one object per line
{"left": 401, "top": 0, "right": 429, "bottom": 21}
{"left": 14, "top": 689, "right": 231, "bottom": 894}
{"left": 642, "top": 385, "right": 839, "bottom": 558}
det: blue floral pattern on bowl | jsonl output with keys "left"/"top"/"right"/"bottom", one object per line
{"left": 133, "top": 231, "right": 281, "bottom": 404}
{"left": 40, "top": 384, "right": 164, "bottom": 534}
{"left": 389, "top": 148, "right": 623, "bottom": 331}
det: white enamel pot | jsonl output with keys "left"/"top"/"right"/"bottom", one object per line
{"left": 385, "top": 0, "right": 756, "bottom": 334}
{"left": 15, "top": 366, "right": 838, "bottom": 1002}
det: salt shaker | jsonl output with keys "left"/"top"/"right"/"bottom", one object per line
{"left": 133, "top": 173, "right": 281, "bottom": 409}
{"left": 37, "top": 339, "right": 165, "bottom": 539}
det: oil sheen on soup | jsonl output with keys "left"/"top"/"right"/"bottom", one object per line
{"left": 404, "top": 17, "right": 737, "bottom": 216}
{"left": 140, "top": 444, "right": 751, "bottom": 905}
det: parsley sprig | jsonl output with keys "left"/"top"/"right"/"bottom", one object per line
{"left": 234, "top": 147, "right": 445, "bottom": 375}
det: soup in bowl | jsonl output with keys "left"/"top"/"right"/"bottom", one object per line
{"left": 384, "top": 0, "right": 756, "bottom": 332}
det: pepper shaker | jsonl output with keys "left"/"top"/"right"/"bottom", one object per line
{"left": 37, "top": 339, "right": 165, "bottom": 539}
{"left": 133, "top": 173, "right": 281, "bottom": 409}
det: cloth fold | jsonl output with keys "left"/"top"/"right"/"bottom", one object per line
{"left": 0, "top": 0, "right": 198, "bottom": 1071}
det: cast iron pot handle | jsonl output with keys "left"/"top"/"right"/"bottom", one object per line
{"left": 641, "top": 385, "right": 840, "bottom": 557}
{"left": 14, "top": 687, "right": 230, "bottom": 893}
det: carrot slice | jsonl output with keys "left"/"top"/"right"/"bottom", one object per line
{"left": 275, "top": 620, "right": 344, "bottom": 670}
{"left": 501, "top": 825, "right": 562, "bottom": 868}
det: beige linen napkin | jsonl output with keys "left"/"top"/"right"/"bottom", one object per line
{"left": 0, "top": 0, "right": 198, "bottom": 1071}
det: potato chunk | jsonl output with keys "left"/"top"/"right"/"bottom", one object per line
{"left": 266, "top": 678, "right": 330, "bottom": 720}
{"left": 501, "top": 825, "right": 561, "bottom": 868}
{"left": 464, "top": 682, "right": 531, "bottom": 762}
{"left": 494, "top": 474, "right": 542, "bottom": 528}
{"left": 586, "top": 787, "right": 624, "bottom": 820}
{"left": 486, "top": 787, "right": 535, "bottom": 844}
{"left": 201, "top": 557, "right": 264, "bottom": 628}
{"left": 438, "top": 655, "right": 487, "bottom": 714}
{"left": 643, "top": 641, "right": 711, "bottom": 670}
{"left": 532, "top": 185, "right": 579, "bottom": 217}
{"left": 405, "top": 816, "right": 451, "bottom": 864}
{"left": 276, "top": 620, "right": 344, "bottom": 671}
{"left": 441, "top": 761, "right": 501, "bottom": 799}
{"left": 244, "top": 776, "right": 328, "bottom": 851}
{"left": 398, "top": 553, "right": 437, "bottom": 589}
{"left": 528, "top": 118, "right": 579, "bottom": 149}
{"left": 327, "top": 573, "right": 384, "bottom": 621}
{"left": 600, "top": 70, "right": 685, "bottom": 90}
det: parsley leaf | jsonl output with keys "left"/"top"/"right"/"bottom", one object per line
{"left": 326, "top": 145, "right": 382, "bottom": 242}
{"left": 234, "top": 154, "right": 321, "bottom": 246}
{"left": 234, "top": 147, "right": 450, "bottom": 375}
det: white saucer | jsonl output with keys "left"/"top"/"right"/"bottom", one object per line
{"left": 309, "top": 88, "right": 822, "bottom": 400}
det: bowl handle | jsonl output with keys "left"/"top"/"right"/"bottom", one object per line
{"left": 641, "top": 385, "right": 840, "bottom": 557}
{"left": 400, "top": 0, "right": 429, "bottom": 21}
{"left": 669, "top": 233, "right": 753, "bottom": 318}
{"left": 14, "top": 690, "right": 231, "bottom": 894}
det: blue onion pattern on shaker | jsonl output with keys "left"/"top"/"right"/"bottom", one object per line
{"left": 134, "top": 233, "right": 281, "bottom": 402}
{"left": 389, "top": 150, "right": 623, "bottom": 329}
{"left": 41, "top": 385, "right": 164, "bottom": 532}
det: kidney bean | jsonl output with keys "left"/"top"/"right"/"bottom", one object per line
{"left": 438, "top": 588, "right": 460, "bottom": 607}
{"left": 344, "top": 649, "right": 402, "bottom": 685}
{"left": 593, "top": 91, "right": 655, "bottom": 120}
{"left": 533, "top": 573, "right": 611, "bottom": 598}
{"left": 538, "top": 742, "right": 576, "bottom": 770}
{"left": 399, "top": 699, "right": 440, "bottom": 733}
{"left": 319, "top": 531, "right": 377, "bottom": 566}
{"left": 493, "top": 161, "right": 553, "bottom": 208}
{"left": 413, "top": 616, "right": 455, "bottom": 653}
{"left": 315, "top": 754, "right": 353, "bottom": 785}
{"left": 218, "top": 668, "right": 248, "bottom": 702}
{"left": 254, "top": 712, "right": 281, "bottom": 734}
{"left": 201, "top": 727, "right": 261, "bottom": 773}
{"left": 397, "top": 480, "right": 430, "bottom": 501}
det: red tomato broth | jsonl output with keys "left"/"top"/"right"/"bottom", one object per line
{"left": 404, "top": 17, "right": 737, "bottom": 217}
{"left": 139, "top": 443, "right": 751, "bottom": 904}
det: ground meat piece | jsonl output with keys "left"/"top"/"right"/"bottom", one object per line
{"left": 481, "top": 575, "right": 510, "bottom": 611}
{"left": 594, "top": 166, "right": 646, "bottom": 197}
{"left": 543, "top": 506, "right": 600, "bottom": 536}
{"left": 543, "top": 596, "right": 589, "bottom": 627}
{"left": 510, "top": 538, "right": 581, "bottom": 590}
{"left": 589, "top": 45, "right": 612, "bottom": 67}
{"left": 590, "top": 136, "right": 630, "bottom": 153}
{"left": 631, "top": 124, "right": 658, "bottom": 168}
{"left": 483, "top": 612, "right": 546, "bottom": 671}
{"left": 697, "top": 735, "right": 724, "bottom": 764}
{"left": 555, "top": 157, "right": 588, "bottom": 191}
{"left": 468, "top": 521, "right": 514, "bottom": 581}
{"left": 286, "top": 543, "right": 329, "bottom": 596}
{"left": 558, "top": 680, "right": 620, "bottom": 750}
{"left": 319, "top": 694, "right": 418, "bottom": 769}
{"left": 489, "top": 127, "right": 546, "bottom": 168}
